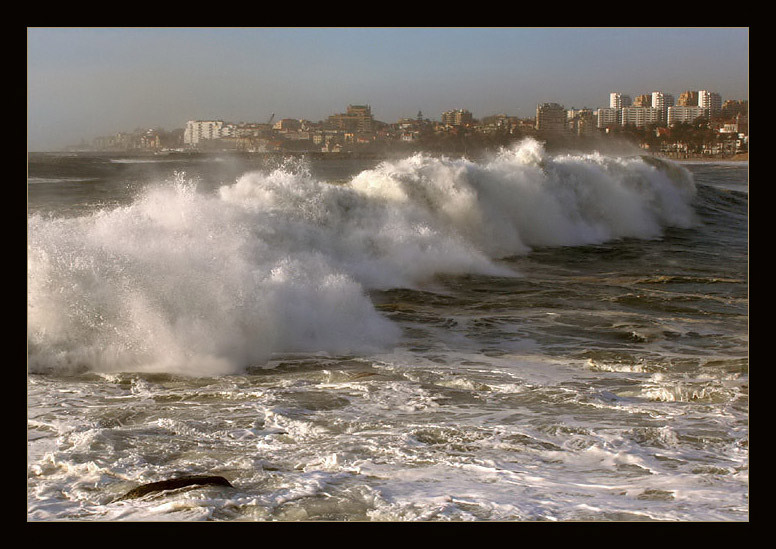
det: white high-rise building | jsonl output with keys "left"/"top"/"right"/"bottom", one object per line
{"left": 184, "top": 120, "right": 228, "bottom": 146}
{"left": 698, "top": 90, "right": 722, "bottom": 118}
{"left": 651, "top": 91, "right": 674, "bottom": 123}
{"left": 609, "top": 93, "right": 632, "bottom": 109}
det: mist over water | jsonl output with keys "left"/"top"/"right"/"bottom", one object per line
{"left": 28, "top": 140, "right": 699, "bottom": 377}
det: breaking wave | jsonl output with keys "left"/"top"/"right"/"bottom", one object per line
{"left": 27, "top": 139, "right": 698, "bottom": 375}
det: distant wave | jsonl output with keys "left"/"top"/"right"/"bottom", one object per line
{"left": 27, "top": 139, "right": 698, "bottom": 376}
{"left": 27, "top": 176, "right": 97, "bottom": 184}
{"left": 109, "top": 156, "right": 227, "bottom": 164}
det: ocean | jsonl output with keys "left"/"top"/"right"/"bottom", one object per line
{"left": 27, "top": 139, "right": 748, "bottom": 521}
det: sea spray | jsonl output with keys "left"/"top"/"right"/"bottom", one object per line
{"left": 219, "top": 156, "right": 513, "bottom": 289}
{"left": 27, "top": 139, "right": 698, "bottom": 376}
{"left": 349, "top": 140, "right": 697, "bottom": 255}
{"left": 26, "top": 151, "right": 749, "bottom": 522}
{"left": 27, "top": 173, "right": 401, "bottom": 376}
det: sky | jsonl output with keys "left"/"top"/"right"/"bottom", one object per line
{"left": 27, "top": 27, "right": 749, "bottom": 151}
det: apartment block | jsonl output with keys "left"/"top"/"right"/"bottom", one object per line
{"left": 327, "top": 104, "right": 375, "bottom": 133}
{"left": 633, "top": 94, "right": 652, "bottom": 107}
{"left": 609, "top": 93, "right": 632, "bottom": 109}
{"left": 667, "top": 105, "right": 706, "bottom": 125}
{"left": 698, "top": 90, "right": 722, "bottom": 118}
{"left": 184, "top": 120, "right": 228, "bottom": 145}
{"left": 567, "top": 109, "right": 595, "bottom": 135}
{"left": 621, "top": 107, "right": 660, "bottom": 128}
{"left": 677, "top": 91, "right": 699, "bottom": 107}
{"left": 536, "top": 103, "right": 567, "bottom": 133}
{"left": 651, "top": 92, "right": 674, "bottom": 123}
{"left": 596, "top": 107, "right": 619, "bottom": 128}
{"left": 441, "top": 109, "right": 474, "bottom": 127}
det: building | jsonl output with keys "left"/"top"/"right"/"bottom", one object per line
{"left": 441, "top": 109, "right": 474, "bottom": 127}
{"left": 667, "top": 105, "right": 706, "bottom": 126}
{"left": 139, "top": 129, "right": 161, "bottom": 150}
{"left": 721, "top": 100, "right": 748, "bottom": 119}
{"left": 698, "top": 90, "right": 722, "bottom": 118}
{"left": 567, "top": 109, "right": 595, "bottom": 135}
{"left": 677, "top": 91, "right": 699, "bottom": 107}
{"left": 596, "top": 107, "right": 619, "bottom": 129}
{"left": 651, "top": 91, "right": 674, "bottom": 123}
{"left": 536, "top": 103, "right": 567, "bottom": 133}
{"left": 734, "top": 112, "right": 748, "bottom": 135}
{"left": 232, "top": 122, "right": 272, "bottom": 139}
{"left": 633, "top": 94, "right": 652, "bottom": 107}
{"left": 621, "top": 106, "right": 660, "bottom": 128}
{"left": 609, "top": 93, "right": 632, "bottom": 109}
{"left": 273, "top": 118, "right": 302, "bottom": 132}
{"left": 327, "top": 104, "right": 375, "bottom": 133}
{"left": 184, "top": 120, "right": 229, "bottom": 146}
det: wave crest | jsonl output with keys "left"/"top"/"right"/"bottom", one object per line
{"left": 27, "top": 139, "right": 697, "bottom": 375}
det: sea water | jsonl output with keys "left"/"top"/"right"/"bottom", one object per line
{"left": 27, "top": 140, "right": 748, "bottom": 521}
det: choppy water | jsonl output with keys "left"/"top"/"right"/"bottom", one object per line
{"left": 27, "top": 140, "right": 748, "bottom": 521}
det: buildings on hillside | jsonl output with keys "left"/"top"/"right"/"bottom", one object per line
{"left": 89, "top": 89, "right": 747, "bottom": 156}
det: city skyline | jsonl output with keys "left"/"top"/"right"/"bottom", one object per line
{"left": 27, "top": 27, "right": 749, "bottom": 152}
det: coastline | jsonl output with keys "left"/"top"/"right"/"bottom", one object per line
{"left": 657, "top": 152, "right": 748, "bottom": 163}
{"left": 30, "top": 148, "right": 750, "bottom": 165}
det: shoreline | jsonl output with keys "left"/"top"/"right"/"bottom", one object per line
{"left": 30, "top": 149, "right": 750, "bottom": 164}
{"left": 656, "top": 152, "right": 748, "bottom": 163}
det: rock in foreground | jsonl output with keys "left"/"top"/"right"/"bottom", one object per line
{"left": 119, "top": 475, "right": 233, "bottom": 501}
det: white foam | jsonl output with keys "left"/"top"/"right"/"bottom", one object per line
{"left": 27, "top": 140, "right": 698, "bottom": 376}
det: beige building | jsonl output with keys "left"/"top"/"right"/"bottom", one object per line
{"left": 633, "top": 94, "right": 652, "bottom": 107}
{"left": 677, "top": 91, "right": 699, "bottom": 107}
{"left": 441, "top": 109, "right": 473, "bottom": 127}
{"left": 567, "top": 109, "right": 595, "bottom": 135}
{"left": 273, "top": 118, "right": 302, "bottom": 132}
{"left": 327, "top": 105, "right": 375, "bottom": 133}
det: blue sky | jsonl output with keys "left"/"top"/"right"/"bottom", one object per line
{"left": 27, "top": 27, "right": 749, "bottom": 151}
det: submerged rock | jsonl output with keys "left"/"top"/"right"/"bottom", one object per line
{"left": 118, "top": 475, "right": 233, "bottom": 501}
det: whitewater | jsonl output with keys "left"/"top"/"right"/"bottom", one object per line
{"left": 27, "top": 139, "right": 748, "bottom": 521}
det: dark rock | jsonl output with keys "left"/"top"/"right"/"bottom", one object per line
{"left": 118, "top": 475, "right": 233, "bottom": 501}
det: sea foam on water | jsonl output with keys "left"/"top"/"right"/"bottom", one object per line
{"left": 27, "top": 139, "right": 697, "bottom": 376}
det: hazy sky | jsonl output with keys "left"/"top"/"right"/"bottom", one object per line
{"left": 27, "top": 27, "right": 749, "bottom": 151}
